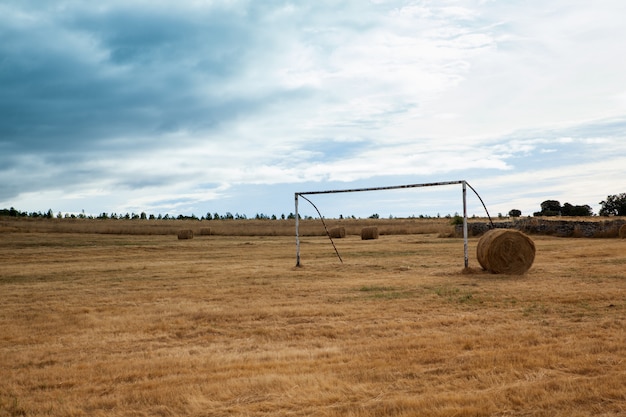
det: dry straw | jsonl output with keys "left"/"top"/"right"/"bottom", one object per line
{"left": 177, "top": 229, "right": 194, "bottom": 240}
{"left": 477, "top": 229, "right": 535, "bottom": 275}
{"left": 361, "top": 226, "right": 379, "bottom": 240}
{"left": 199, "top": 227, "right": 212, "bottom": 236}
{"left": 329, "top": 226, "right": 346, "bottom": 239}
{"left": 619, "top": 224, "right": 626, "bottom": 239}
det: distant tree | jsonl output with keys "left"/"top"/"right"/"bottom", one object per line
{"left": 577, "top": 205, "right": 593, "bottom": 216}
{"left": 450, "top": 215, "right": 464, "bottom": 225}
{"left": 599, "top": 193, "right": 626, "bottom": 216}
{"left": 369, "top": 213, "right": 380, "bottom": 219}
{"left": 140, "top": 212, "right": 147, "bottom": 220}
{"left": 508, "top": 209, "right": 522, "bottom": 217}
{"left": 539, "top": 200, "right": 561, "bottom": 216}
{"left": 205, "top": 212, "right": 213, "bottom": 220}
{"left": 561, "top": 203, "right": 593, "bottom": 217}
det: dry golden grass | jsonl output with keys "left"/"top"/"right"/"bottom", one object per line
{"left": 1, "top": 224, "right": 626, "bottom": 416}
{"left": 0, "top": 217, "right": 457, "bottom": 237}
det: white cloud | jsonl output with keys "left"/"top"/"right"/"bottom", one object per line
{"left": 2, "top": 0, "right": 626, "bottom": 217}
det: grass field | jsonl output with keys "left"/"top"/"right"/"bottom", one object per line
{"left": 1, "top": 220, "right": 625, "bottom": 416}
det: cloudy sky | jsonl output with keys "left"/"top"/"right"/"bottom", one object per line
{"left": 2, "top": 0, "right": 625, "bottom": 219}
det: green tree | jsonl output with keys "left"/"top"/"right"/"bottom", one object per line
{"left": 599, "top": 193, "right": 626, "bottom": 216}
{"left": 561, "top": 203, "right": 593, "bottom": 216}
{"left": 508, "top": 209, "right": 522, "bottom": 217}
{"left": 540, "top": 200, "right": 561, "bottom": 215}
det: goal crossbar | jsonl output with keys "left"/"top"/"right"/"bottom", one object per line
{"left": 295, "top": 180, "right": 469, "bottom": 267}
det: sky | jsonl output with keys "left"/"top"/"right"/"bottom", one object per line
{"left": 2, "top": 0, "right": 626, "bottom": 219}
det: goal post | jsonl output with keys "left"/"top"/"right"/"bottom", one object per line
{"left": 295, "top": 180, "right": 469, "bottom": 268}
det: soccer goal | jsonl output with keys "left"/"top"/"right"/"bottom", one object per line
{"left": 295, "top": 180, "right": 489, "bottom": 268}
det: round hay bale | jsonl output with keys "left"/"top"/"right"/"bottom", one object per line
{"left": 361, "top": 226, "right": 379, "bottom": 240}
{"left": 329, "top": 226, "right": 346, "bottom": 239}
{"left": 177, "top": 229, "right": 194, "bottom": 240}
{"left": 199, "top": 227, "right": 211, "bottom": 236}
{"left": 476, "top": 229, "right": 535, "bottom": 275}
{"left": 619, "top": 224, "right": 626, "bottom": 239}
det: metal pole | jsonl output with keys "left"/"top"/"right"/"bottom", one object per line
{"left": 298, "top": 180, "right": 464, "bottom": 196}
{"left": 295, "top": 193, "right": 301, "bottom": 267}
{"left": 462, "top": 181, "right": 469, "bottom": 268}
{"left": 294, "top": 180, "right": 473, "bottom": 267}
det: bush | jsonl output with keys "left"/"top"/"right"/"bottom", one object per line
{"left": 508, "top": 209, "right": 522, "bottom": 217}
{"left": 599, "top": 193, "right": 626, "bottom": 216}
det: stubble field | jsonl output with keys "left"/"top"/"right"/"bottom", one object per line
{"left": 1, "top": 220, "right": 625, "bottom": 416}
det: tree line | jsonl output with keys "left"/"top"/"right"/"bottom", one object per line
{"left": 507, "top": 193, "right": 626, "bottom": 218}
{"left": 0, "top": 208, "right": 301, "bottom": 221}
{"left": 3, "top": 193, "right": 626, "bottom": 221}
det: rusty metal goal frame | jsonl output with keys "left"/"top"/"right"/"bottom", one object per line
{"left": 294, "top": 180, "right": 470, "bottom": 268}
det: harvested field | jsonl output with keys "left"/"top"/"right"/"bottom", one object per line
{"left": 1, "top": 227, "right": 626, "bottom": 416}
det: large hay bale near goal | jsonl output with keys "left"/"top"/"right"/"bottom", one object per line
{"left": 329, "top": 226, "right": 346, "bottom": 238}
{"left": 619, "top": 224, "right": 626, "bottom": 239}
{"left": 477, "top": 229, "right": 535, "bottom": 275}
{"left": 361, "top": 226, "right": 379, "bottom": 240}
{"left": 177, "top": 229, "right": 194, "bottom": 240}
{"left": 199, "top": 227, "right": 212, "bottom": 236}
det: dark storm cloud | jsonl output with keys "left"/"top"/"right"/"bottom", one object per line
{"left": 3, "top": 1, "right": 625, "bottom": 217}
{"left": 0, "top": 1, "right": 300, "bottom": 154}
{"left": 0, "top": 0, "right": 367, "bottom": 205}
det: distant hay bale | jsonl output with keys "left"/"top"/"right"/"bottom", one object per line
{"left": 619, "top": 224, "right": 626, "bottom": 239}
{"left": 329, "top": 226, "right": 346, "bottom": 239}
{"left": 476, "top": 229, "right": 535, "bottom": 275}
{"left": 361, "top": 226, "right": 379, "bottom": 240}
{"left": 177, "top": 229, "right": 194, "bottom": 240}
{"left": 199, "top": 227, "right": 212, "bottom": 236}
